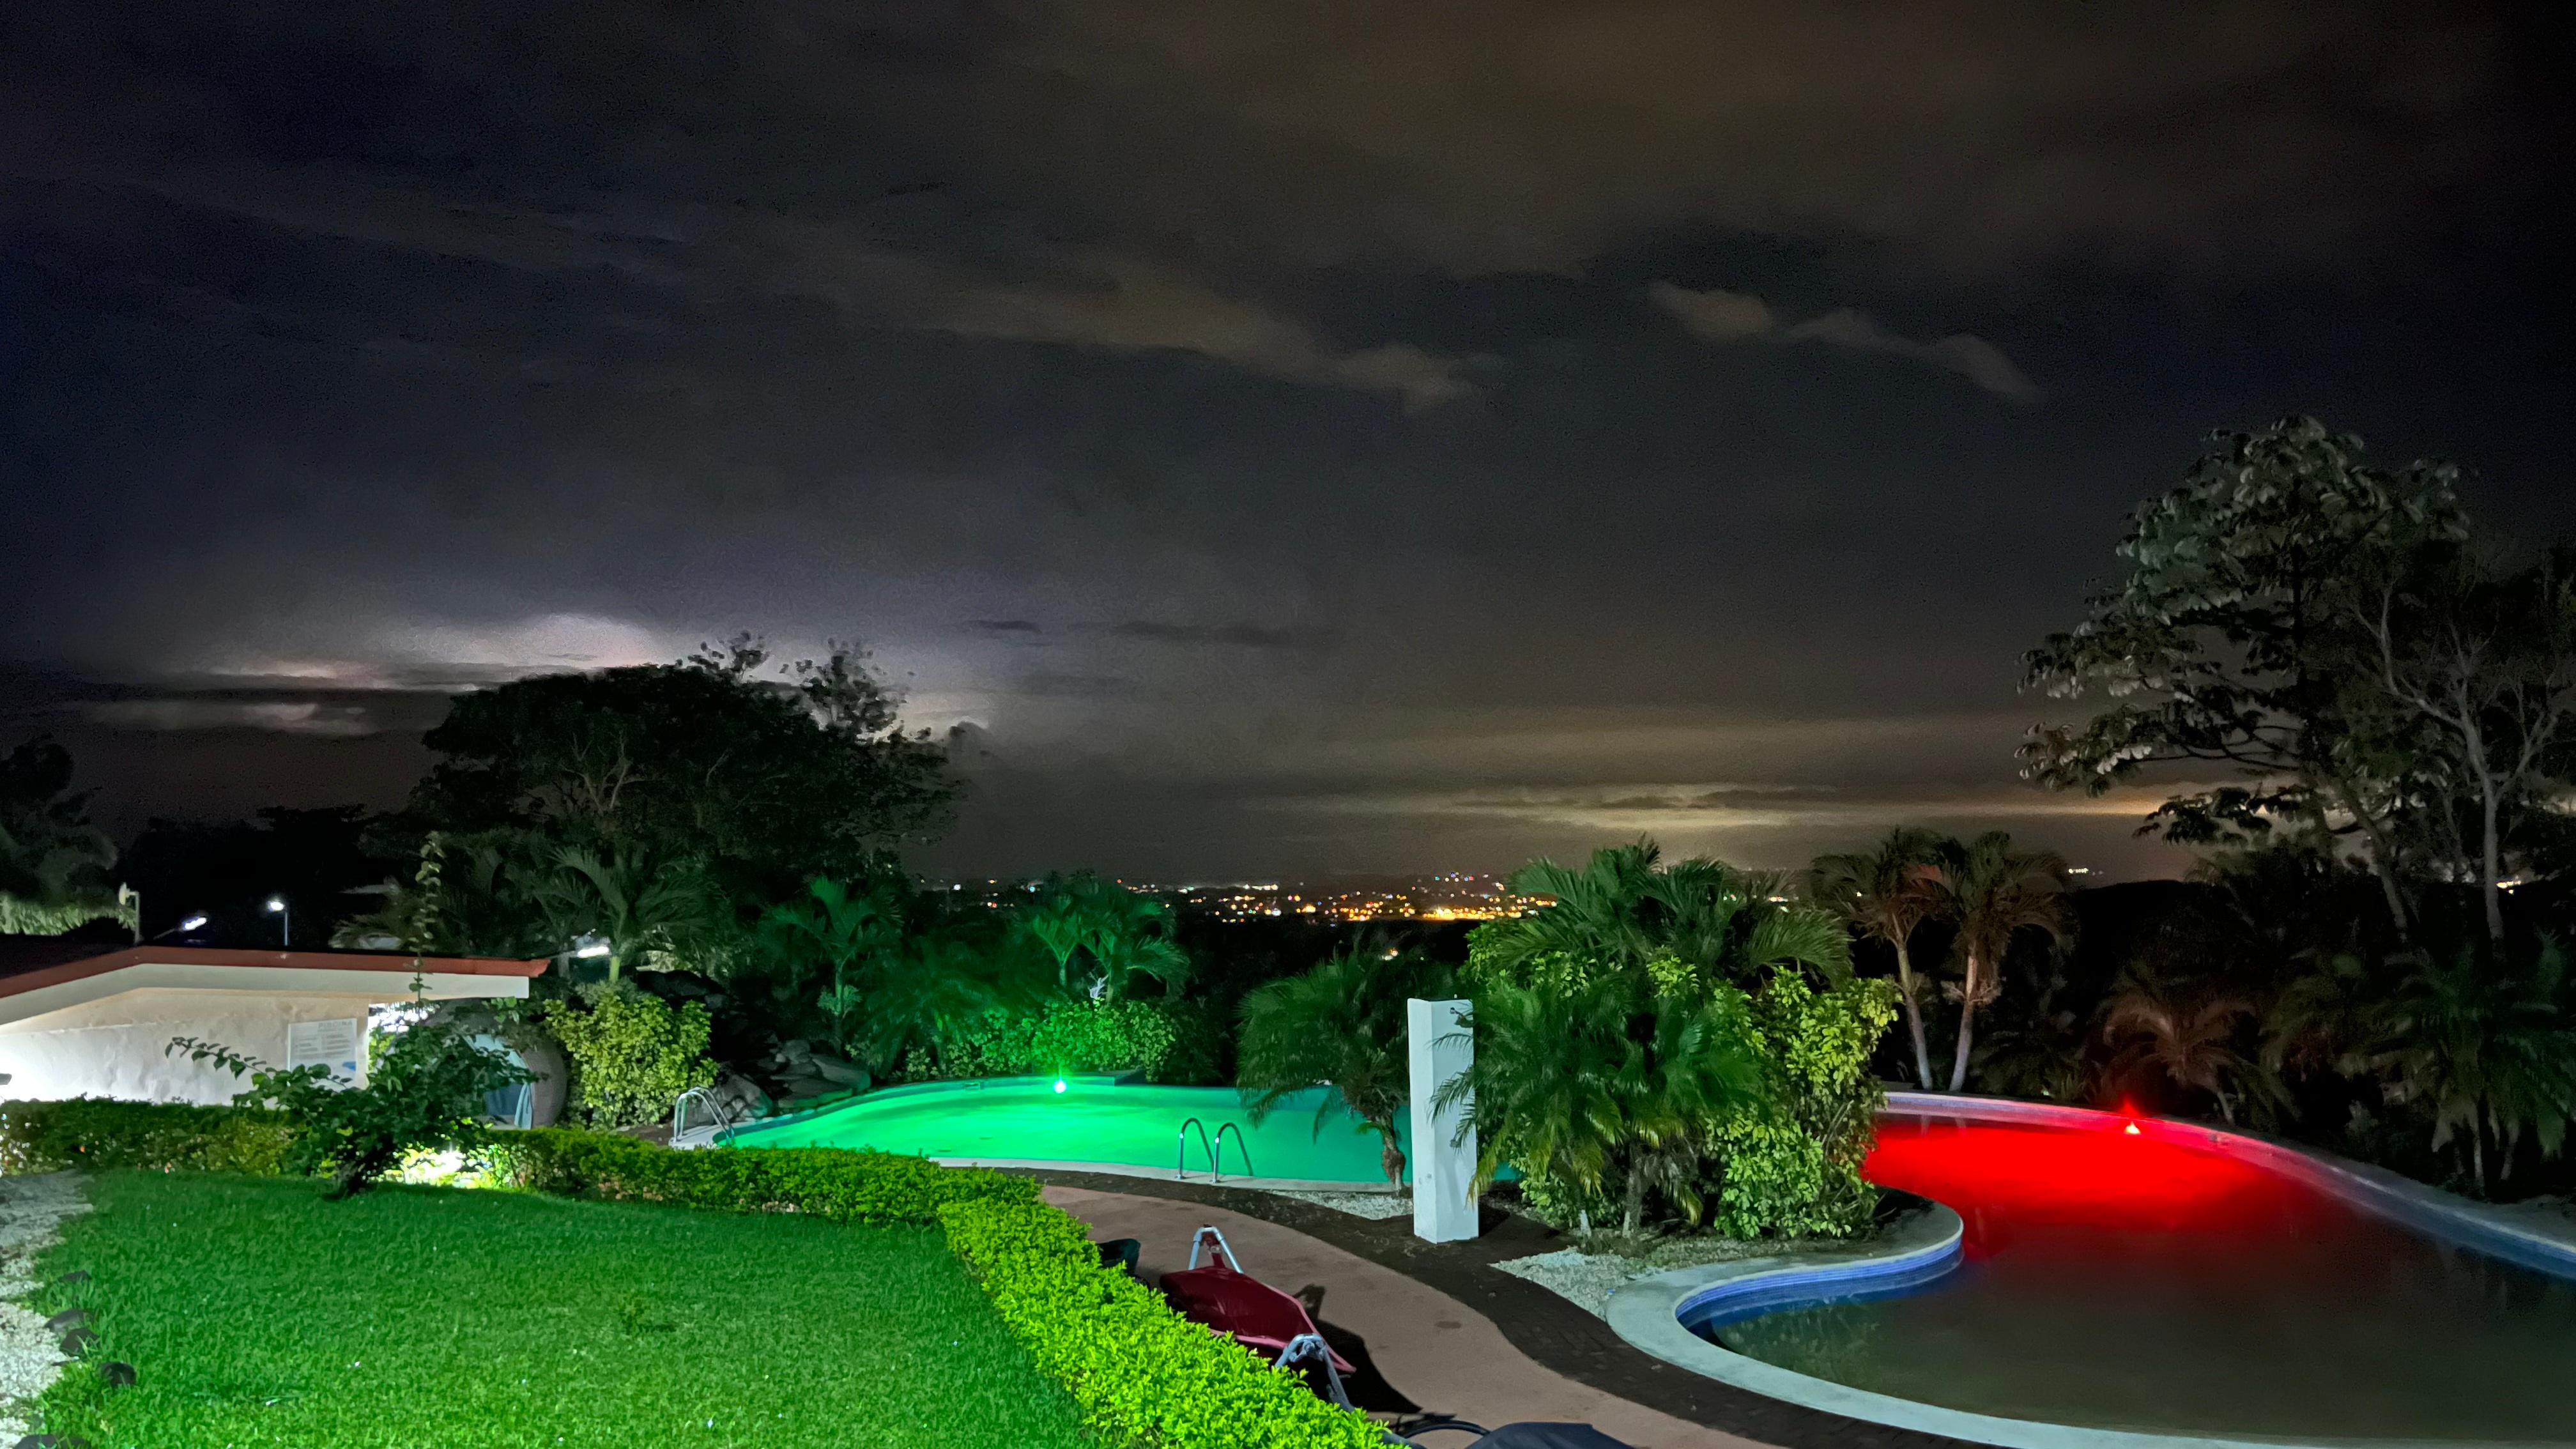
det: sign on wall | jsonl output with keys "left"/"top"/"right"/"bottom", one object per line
{"left": 286, "top": 1017, "right": 364, "bottom": 1085}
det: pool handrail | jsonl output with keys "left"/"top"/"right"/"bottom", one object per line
{"left": 1213, "top": 1121, "right": 1254, "bottom": 1182}
{"left": 1177, "top": 1116, "right": 1217, "bottom": 1180}
{"left": 670, "top": 1086, "right": 736, "bottom": 1149}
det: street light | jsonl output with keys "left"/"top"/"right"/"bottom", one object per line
{"left": 265, "top": 895, "right": 289, "bottom": 947}
{"left": 178, "top": 914, "right": 208, "bottom": 933}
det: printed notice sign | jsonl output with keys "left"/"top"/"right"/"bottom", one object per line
{"left": 287, "top": 1017, "right": 364, "bottom": 1085}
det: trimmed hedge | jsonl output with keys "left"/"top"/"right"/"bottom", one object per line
{"left": 0, "top": 1098, "right": 296, "bottom": 1177}
{"left": 489, "top": 1129, "right": 1037, "bottom": 1223}
{"left": 5, "top": 1101, "right": 1379, "bottom": 1449}
{"left": 940, "top": 1198, "right": 1384, "bottom": 1449}
{"left": 922, "top": 999, "right": 1188, "bottom": 1082}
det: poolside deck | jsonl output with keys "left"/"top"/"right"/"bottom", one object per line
{"left": 1050, "top": 1185, "right": 1790, "bottom": 1449}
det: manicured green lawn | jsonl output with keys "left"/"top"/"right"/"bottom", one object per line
{"left": 33, "top": 1170, "right": 1091, "bottom": 1449}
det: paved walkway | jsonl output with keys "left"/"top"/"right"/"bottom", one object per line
{"left": 1046, "top": 1185, "right": 1767, "bottom": 1449}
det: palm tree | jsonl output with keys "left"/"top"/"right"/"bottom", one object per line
{"left": 1807, "top": 828, "right": 1949, "bottom": 1089}
{"left": 850, "top": 933, "right": 1016, "bottom": 1075}
{"left": 1011, "top": 873, "right": 1191, "bottom": 999}
{"left": 1441, "top": 971, "right": 1768, "bottom": 1236}
{"left": 763, "top": 876, "right": 906, "bottom": 1055}
{"left": 2103, "top": 984, "right": 2259, "bottom": 1124}
{"left": 2366, "top": 938, "right": 2576, "bottom": 1189}
{"left": 334, "top": 832, "right": 551, "bottom": 956}
{"left": 1477, "top": 841, "right": 1850, "bottom": 990}
{"left": 1238, "top": 947, "right": 1453, "bottom": 1184}
{"left": 1933, "top": 832, "right": 2074, "bottom": 1092}
{"left": 529, "top": 839, "right": 712, "bottom": 982}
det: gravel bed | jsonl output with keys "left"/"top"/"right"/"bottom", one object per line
{"left": 1262, "top": 1187, "right": 1413, "bottom": 1220}
{"left": 0, "top": 1173, "right": 91, "bottom": 1436}
{"left": 1492, "top": 1234, "right": 1832, "bottom": 1320}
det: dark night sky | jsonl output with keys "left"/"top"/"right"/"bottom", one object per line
{"left": 5, "top": 3, "right": 2573, "bottom": 880}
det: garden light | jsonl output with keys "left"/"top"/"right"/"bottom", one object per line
{"left": 574, "top": 942, "right": 611, "bottom": 958}
{"left": 1053, "top": 1078, "right": 1068, "bottom": 1094}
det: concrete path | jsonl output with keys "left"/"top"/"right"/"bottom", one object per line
{"left": 1046, "top": 1184, "right": 1767, "bottom": 1449}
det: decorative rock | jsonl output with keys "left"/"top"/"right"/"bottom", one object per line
{"left": 100, "top": 1361, "right": 134, "bottom": 1388}
{"left": 55, "top": 1327, "right": 95, "bottom": 1357}
{"left": 42, "top": 1310, "right": 89, "bottom": 1333}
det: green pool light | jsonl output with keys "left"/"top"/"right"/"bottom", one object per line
{"left": 1052, "top": 1078, "right": 1068, "bottom": 1094}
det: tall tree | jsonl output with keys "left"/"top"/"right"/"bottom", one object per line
{"left": 402, "top": 637, "right": 957, "bottom": 905}
{"left": 2022, "top": 418, "right": 2467, "bottom": 935}
{"left": 1807, "top": 828, "right": 1949, "bottom": 1089}
{"left": 2354, "top": 545, "right": 2576, "bottom": 943}
{"left": 1936, "top": 832, "right": 2076, "bottom": 1092}
{"left": 0, "top": 737, "right": 130, "bottom": 936}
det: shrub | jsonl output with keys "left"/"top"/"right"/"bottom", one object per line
{"left": 924, "top": 999, "right": 1185, "bottom": 1082}
{"left": 0, "top": 1098, "right": 296, "bottom": 1176}
{"left": 492, "top": 1130, "right": 1038, "bottom": 1224}
{"left": 940, "top": 1198, "right": 1384, "bottom": 1449}
{"left": 546, "top": 990, "right": 719, "bottom": 1126}
{"left": 278, "top": 1022, "right": 526, "bottom": 1197}
{"left": 1711, "top": 974, "right": 1898, "bottom": 1238}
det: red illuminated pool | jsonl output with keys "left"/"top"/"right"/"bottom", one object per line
{"left": 1706, "top": 1110, "right": 2576, "bottom": 1441}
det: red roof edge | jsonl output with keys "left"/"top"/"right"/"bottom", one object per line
{"left": 0, "top": 945, "right": 550, "bottom": 1002}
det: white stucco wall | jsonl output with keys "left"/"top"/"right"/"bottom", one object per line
{"left": 0, "top": 988, "right": 383, "bottom": 1105}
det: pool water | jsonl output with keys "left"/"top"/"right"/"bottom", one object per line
{"left": 1707, "top": 1113, "right": 2576, "bottom": 1441}
{"left": 725, "top": 1078, "right": 1401, "bottom": 1185}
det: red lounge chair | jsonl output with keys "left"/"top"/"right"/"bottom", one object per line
{"left": 1161, "top": 1227, "right": 1358, "bottom": 1404}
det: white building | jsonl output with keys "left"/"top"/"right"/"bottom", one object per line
{"left": 0, "top": 940, "right": 546, "bottom": 1104}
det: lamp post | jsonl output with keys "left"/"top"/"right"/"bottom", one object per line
{"left": 266, "top": 895, "right": 289, "bottom": 948}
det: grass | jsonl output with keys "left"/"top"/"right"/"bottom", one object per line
{"left": 31, "top": 1170, "right": 1092, "bottom": 1449}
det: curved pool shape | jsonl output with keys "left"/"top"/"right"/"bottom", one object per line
{"left": 1703, "top": 1108, "right": 2576, "bottom": 1443}
{"left": 724, "top": 1077, "right": 1401, "bottom": 1188}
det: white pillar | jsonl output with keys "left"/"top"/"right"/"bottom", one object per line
{"left": 1407, "top": 997, "right": 1478, "bottom": 1243}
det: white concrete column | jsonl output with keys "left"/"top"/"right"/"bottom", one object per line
{"left": 1407, "top": 997, "right": 1478, "bottom": 1243}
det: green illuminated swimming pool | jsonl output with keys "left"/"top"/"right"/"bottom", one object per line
{"left": 724, "top": 1077, "right": 1402, "bottom": 1188}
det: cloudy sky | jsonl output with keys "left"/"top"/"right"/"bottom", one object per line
{"left": 5, "top": 2, "right": 2572, "bottom": 880}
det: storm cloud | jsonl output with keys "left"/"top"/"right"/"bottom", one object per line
{"left": 4, "top": 1, "right": 2570, "bottom": 877}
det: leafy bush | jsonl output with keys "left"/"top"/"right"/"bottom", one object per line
{"left": 940, "top": 1198, "right": 1384, "bottom": 1449}
{"left": 493, "top": 1130, "right": 1038, "bottom": 1223}
{"left": 923, "top": 999, "right": 1184, "bottom": 1082}
{"left": 545, "top": 990, "right": 719, "bottom": 1126}
{"left": 171, "top": 1019, "right": 530, "bottom": 1197}
{"left": 1710, "top": 974, "right": 1899, "bottom": 1238}
{"left": 0, "top": 1098, "right": 296, "bottom": 1176}
{"left": 1454, "top": 843, "right": 1898, "bottom": 1241}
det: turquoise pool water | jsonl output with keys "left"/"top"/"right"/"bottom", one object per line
{"left": 724, "top": 1077, "right": 1404, "bottom": 1185}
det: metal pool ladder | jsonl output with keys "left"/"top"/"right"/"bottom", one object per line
{"left": 1175, "top": 1117, "right": 1255, "bottom": 1182}
{"left": 670, "top": 1087, "right": 736, "bottom": 1151}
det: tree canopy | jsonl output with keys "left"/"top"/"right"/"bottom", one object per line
{"left": 401, "top": 637, "right": 957, "bottom": 905}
